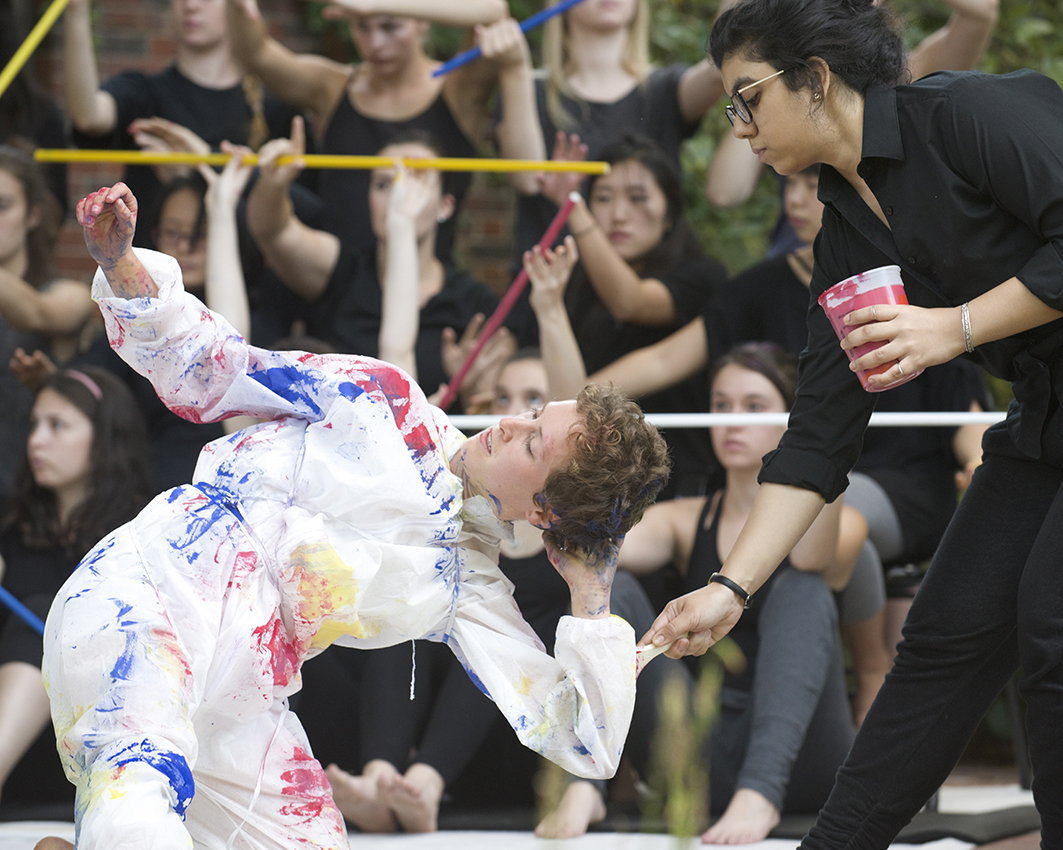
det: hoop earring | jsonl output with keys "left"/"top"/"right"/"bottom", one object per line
{"left": 813, "top": 92, "right": 822, "bottom": 101}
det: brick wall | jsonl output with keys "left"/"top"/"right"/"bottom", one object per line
{"left": 28, "top": 0, "right": 516, "bottom": 294}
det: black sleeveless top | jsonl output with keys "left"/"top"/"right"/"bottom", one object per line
{"left": 684, "top": 493, "right": 784, "bottom": 691}
{"left": 320, "top": 82, "right": 476, "bottom": 263}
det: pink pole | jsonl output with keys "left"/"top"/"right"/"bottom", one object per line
{"left": 437, "top": 192, "right": 579, "bottom": 412}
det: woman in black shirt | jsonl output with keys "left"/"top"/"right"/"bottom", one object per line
{"left": 642, "top": 0, "right": 1063, "bottom": 846}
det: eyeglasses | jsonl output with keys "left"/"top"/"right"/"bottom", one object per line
{"left": 724, "top": 68, "right": 787, "bottom": 126}
{"left": 153, "top": 226, "right": 203, "bottom": 251}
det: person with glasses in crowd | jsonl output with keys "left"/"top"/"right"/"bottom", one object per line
{"left": 644, "top": 1, "right": 1063, "bottom": 847}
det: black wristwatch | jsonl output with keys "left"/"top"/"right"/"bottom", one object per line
{"left": 709, "top": 572, "right": 752, "bottom": 609}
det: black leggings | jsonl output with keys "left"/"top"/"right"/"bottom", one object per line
{"left": 802, "top": 449, "right": 1063, "bottom": 849}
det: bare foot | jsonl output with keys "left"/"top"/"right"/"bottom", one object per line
{"left": 34, "top": 840, "right": 74, "bottom": 850}
{"left": 378, "top": 762, "right": 444, "bottom": 833}
{"left": 534, "top": 780, "right": 606, "bottom": 839}
{"left": 325, "top": 761, "right": 398, "bottom": 833}
{"left": 702, "top": 788, "right": 781, "bottom": 845}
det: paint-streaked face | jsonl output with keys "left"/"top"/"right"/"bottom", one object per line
{"left": 28, "top": 388, "right": 94, "bottom": 495}
{"left": 491, "top": 359, "right": 549, "bottom": 417}
{"left": 709, "top": 364, "right": 788, "bottom": 471}
{"left": 588, "top": 159, "right": 670, "bottom": 265}
{"left": 451, "top": 401, "right": 581, "bottom": 523}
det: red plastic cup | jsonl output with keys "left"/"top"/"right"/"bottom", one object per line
{"left": 817, "top": 265, "right": 923, "bottom": 392}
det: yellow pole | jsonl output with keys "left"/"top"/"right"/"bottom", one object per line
{"left": 0, "top": 0, "right": 74, "bottom": 100}
{"left": 32, "top": 148, "right": 610, "bottom": 174}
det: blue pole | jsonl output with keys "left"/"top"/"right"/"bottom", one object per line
{"left": 431, "top": 0, "right": 588, "bottom": 78}
{"left": 0, "top": 585, "right": 46, "bottom": 636}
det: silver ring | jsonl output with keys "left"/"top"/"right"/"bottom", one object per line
{"left": 897, "top": 363, "right": 905, "bottom": 377}
{"left": 872, "top": 305, "right": 878, "bottom": 321}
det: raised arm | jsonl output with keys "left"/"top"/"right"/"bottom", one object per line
{"left": 677, "top": 59, "right": 726, "bottom": 125}
{"left": 566, "top": 197, "right": 681, "bottom": 325}
{"left": 226, "top": 0, "right": 348, "bottom": 133}
{"left": 0, "top": 273, "right": 94, "bottom": 338}
{"left": 377, "top": 166, "right": 432, "bottom": 379}
{"left": 62, "top": 0, "right": 118, "bottom": 135}
{"left": 525, "top": 236, "right": 587, "bottom": 401}
{"left": 446, "top": 19, "right": 545, "bottom": 194}
{"left": 905, "top": 0, "right": 999, "bottom": 81}
{"left": 705, "top": 130, "right": 764, "bottom": 208}
{"left": 246, "top": 118, "right": 340, "bottom": 301}
{"left": 313, "top": 0, "right": 506, "bottom": 27}
{"left": 589, "top": 316, "right": 709, "bottom": 399}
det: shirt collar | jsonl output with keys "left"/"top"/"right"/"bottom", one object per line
{"left": 817, "top": 85, "right": 903, "bottom": 205}
{"left": 860, "top": 85, "right": 904, "bottom": 162}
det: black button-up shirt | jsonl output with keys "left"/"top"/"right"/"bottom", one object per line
{"left": 760, "top": 70, "right": 1063, "bottom": 501}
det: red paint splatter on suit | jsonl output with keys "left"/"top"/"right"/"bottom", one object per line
{"left": 251, "top": 618, "right": 300, "bottom": 686}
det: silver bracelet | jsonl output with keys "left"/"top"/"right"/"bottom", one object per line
{"left": 961, "top": 302, "right": 975, "bottom": 353}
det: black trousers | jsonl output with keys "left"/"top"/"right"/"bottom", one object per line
{"left": 802, "top": 448, "right": 1063, "bottom": 849}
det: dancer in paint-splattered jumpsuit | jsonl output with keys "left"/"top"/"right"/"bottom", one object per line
{"left": 41, "top": 183, "right": 670, "bottom": 850}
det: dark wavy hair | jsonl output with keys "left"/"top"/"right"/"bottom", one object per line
{"left": 2, "top": 367, "right": 153, "bottom": 559}
{"left": 709, "top": 0, "right": 907, "bottom": 97}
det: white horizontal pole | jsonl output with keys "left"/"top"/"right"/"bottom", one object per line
{"left": 449, "top": 410, "right": 1006, "bottom": 432}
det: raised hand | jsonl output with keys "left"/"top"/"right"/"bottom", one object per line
{"left": 128, "top": 116, "right": 211, "bottom": 183}
{"left": 9, "top": 348, "right": 57, "bottom": 392}
{"left": 77, "top": 183, "right": 138, "bottom": 267}
{"left": 385, "top": 164, "right": 437, "bottom": 232}
{"left": 76, "top": 183, "right": 156, "bottom": 298}
{"left": 539, "top": 132, "right": 588, "bottom": 208}
{"left": 475, "top": 17, "right": 530, "bottom": 71}
{"left": 200, "top": 141, "right": 255, "bottom": 214}
{"left": 255, "top": 115, "right": 307, "bottom": 194}
{"left": 526, "top": 235, "right": 578, "bottom": 313}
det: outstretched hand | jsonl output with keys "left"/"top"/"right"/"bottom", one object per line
{"left": 639, "top": 584, "right": 744, "bottom": 658}
{"left": 76, "top": 183, "right": 138, "bottom": 269}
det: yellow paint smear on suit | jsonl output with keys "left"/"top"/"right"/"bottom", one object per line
{"left": 289, "top": 542, "right": 378, "bottom": 648}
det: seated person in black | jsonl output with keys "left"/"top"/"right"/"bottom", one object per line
{"left": 246, "top": 122, "right": 510, "bottom": 409}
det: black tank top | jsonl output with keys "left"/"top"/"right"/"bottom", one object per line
{"left": 684, "top": 493, "right": 785, "bottom": 691}
{"left": 320, "top": 80, "right": 476, "bottom": 262}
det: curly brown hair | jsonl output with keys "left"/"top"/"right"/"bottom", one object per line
{"left": 537, "top": 384, "right": 670, "bottom": 554}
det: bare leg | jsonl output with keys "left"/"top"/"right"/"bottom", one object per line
{"left": 702, "top": 788, "right": 781, "bottom": 845}
{"left": 325, "top": 759, "right": 399, "bottom": 832}
{"left": 0, "top": 661, "right": 53, "bottom": 798}
{"left": 377, "top": 761, "right": 445, "bottom": 833}
{"left": 534, "top": 780, "right": 606, "bottom": 839}
{"left": 841, "top": 611, "right": 894, "bottom": 727}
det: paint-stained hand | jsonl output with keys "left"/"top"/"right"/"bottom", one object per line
{"left": 545, "top": 535, "right": 619, "bottom": 620}
{"left": 77, "top": 182, "right": 138, "bottom": 268}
